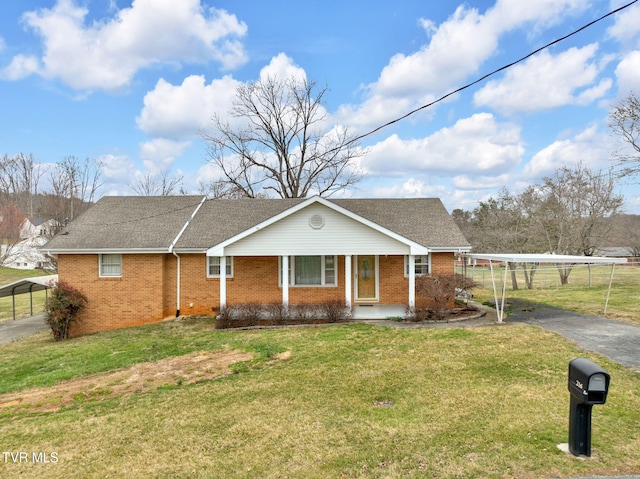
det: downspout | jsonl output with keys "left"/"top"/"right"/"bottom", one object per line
{"left": 168, "top": 196, "right": 207, "bottom": 317}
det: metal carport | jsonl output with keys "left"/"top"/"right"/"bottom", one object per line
{"left": 0, "top": 274, "right": 58, "bottom": 321}
{"left": 466, "top": 254, "right": 628, "bottom": 323}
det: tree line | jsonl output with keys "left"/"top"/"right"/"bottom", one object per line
{"left": 0, "top": 154, "right": 102, "bottom": 237}
{"left": 451, "top": 91, "right": 640, "bottom": 288}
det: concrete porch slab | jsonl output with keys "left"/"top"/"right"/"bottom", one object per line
{"left": 352, "top": 304, "right": 406, "bottom": 320}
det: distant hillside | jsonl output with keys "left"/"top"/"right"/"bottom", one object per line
{"left": 606, "top": 214, "right": 640, "bottom": 248}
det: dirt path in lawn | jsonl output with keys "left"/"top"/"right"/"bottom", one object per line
{"left": 0, "top": 349, "right": 254, "bottom": 413}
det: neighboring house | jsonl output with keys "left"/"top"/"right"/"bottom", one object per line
{"left": 1, "top": 218, "right": 59, "bottom": 269}
{"left": 595, "top": 247, "right": 639, "bottom": 262}
{"left": 43, "top": 195, "right": 471, "bottom": 337}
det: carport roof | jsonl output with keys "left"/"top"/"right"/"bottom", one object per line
{"left": 0, "top": 275, "right": 58, "bottom": 298}
{"left": 466, "top": 254, "right": 627, "bottom": 324}
{"left": 468, "top": 253, "right": 628, "bottom": 264}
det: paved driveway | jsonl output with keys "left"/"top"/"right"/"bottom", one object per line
{"left": 0, "top": 314, "right": 48, "bottom": 345}
{"left": 507, "top": 299, "right": 640, "bottom": 371}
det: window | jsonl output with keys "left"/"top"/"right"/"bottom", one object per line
{"left": 207, "top": 256, "right": 233, "bottom": 278}
{"left": 100, "top": 254, "right": 122, "bottom": 277}
{"left": 405, "top": 255, "right": 430, "bottom": 276}
{"left": 280, "top": 256, "right": 337, "bottom": 286}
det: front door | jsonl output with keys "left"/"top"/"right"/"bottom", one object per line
{"left": 355, "top": 255, "right": 378, "bottom": 301}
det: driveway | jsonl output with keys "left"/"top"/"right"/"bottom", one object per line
{"left": 0, "top": 314, "right": 48, "bottom": 345}
{"left": 506, "top": 299, "right": 640, "bottom": 371}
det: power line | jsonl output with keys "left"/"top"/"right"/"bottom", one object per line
{"left": 348, "top": 0, "right": 639, "bottom": 146}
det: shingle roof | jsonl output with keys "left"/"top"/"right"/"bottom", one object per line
{"left": 332, "top": 198, "right": 469, "bottom": 248}
{"left": 44, "top": 196, "right": 205, "bottom": 251}
{"left": 44, "top": 196, "right": 470, "bottom": 252}
{"left": 174, "top": 198, "right": 304, "bottom": 249}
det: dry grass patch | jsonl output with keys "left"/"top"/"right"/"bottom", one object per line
{"left": 0, "top": 349, "right": 253, "bottom": 413}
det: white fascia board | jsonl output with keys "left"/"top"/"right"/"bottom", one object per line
{"left": 42, "top": 248, "right": 169, "bottom": 255}
{"left": 206, "top": 195, "right": 429, "bottom": 256}
{"left": 468, "top": 253, "right": 628, "bottom": 264}
{"left": 429, "top": 246, "right": 472, "bottom": 253}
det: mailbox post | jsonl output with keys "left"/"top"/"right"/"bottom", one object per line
{"left": 567, "top": 358, "right": 610, "bottom": 457}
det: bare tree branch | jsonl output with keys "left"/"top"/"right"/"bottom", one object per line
{"left": 609, "top": 91, "right": 640, "bottom": 178}
{"left": 201, "top": 76, "right": 363, "bottom": 198}
{"left": 130, "top": 170, "right": 184, "bottom": 196}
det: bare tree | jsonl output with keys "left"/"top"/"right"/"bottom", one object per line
{"left": 468, "top": 189, "right": 538, "bottom": 289}
{"left": 197, "top": 178, "right": 258, "bottom": 199}
{"left": 609, "top": 91, "right": 640, "bottom": 178}
{"left": 130, "top": 170, "right": 184, "bottom": 196}
{"left": 524, "top": 163, "right": 623, "bottom": 284}
{"left": 201, "top": 76, "right": 363, "bottom": 198}
{"left": 45, "top": 156, "right": 103, "bottom": 224}
{"left": 0, "top": 203, "right": 27, "bottom": 265}
{"left": 0, "top": 153, "right": 45, "bottom": 218}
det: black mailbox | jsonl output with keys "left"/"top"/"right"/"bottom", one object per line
{"left": 568, "top": 357, "right": 610, "bottom": 405}
{"left": 567, "top": 358, "right": 610, "bottom": 457}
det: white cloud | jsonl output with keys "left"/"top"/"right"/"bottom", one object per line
{"left": 137, "top": 74, "right": 240, "bottom": 139}
{"left": 137, "top": 54, "right": 310, "bottom": 140}
{"left": 363, "top": 113, "right": 523, "bottom": 176}
{"left": 474, "top": 44, "right": 611, "bottom": 114}
{"left": 139, "top": 138, "right": 191, "bottom": 173}
{"left": 370, "top": 178, "right": 447, "bottom": 199}
{"left": 99, "top": 154, "right": 136, "bottom": 182}
{"left": 258, "top": 53, "right": 306, "bottom": 83}
{"left": 452, "top": 173, "right": 512, "bottom": 190}
{"left": 607, "top": 2, "right": 640, "bottom": 48}
{"left": 337, "top": 0, "right": 589, "bottom": 131}
{"left": 615, "top": 50, "right": 640, "bottom": 95}
{"left": 523, "top": 125, "right": 612, "bottom": 179}
{"left": 0, "top": 54, "right": 40, "bottom": 80}
{"left": 2, "top": 0, "right": 247, "bottom": 91}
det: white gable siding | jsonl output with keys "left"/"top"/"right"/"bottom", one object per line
{"left": 225, "top": 204, "right": 410, "bottom": 256}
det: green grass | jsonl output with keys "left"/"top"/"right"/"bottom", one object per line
{"left": 1, "top": 318, "right": 639, "bottom": 478}
{"left": 465, "top": 264, "right": 640, "bottom": 325}
{"left": 0, "top": 267, "right": 55, "bottom": 323}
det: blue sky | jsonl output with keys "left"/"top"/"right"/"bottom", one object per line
{"left": 1, "top": 0, "right": 639, "bottom": 213}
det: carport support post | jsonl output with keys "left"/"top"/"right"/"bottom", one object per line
{"left": 488, "top": 260, "right": 508, "bottom": 323}
{"left": 604, "top": 263, "right": 615, "bottom": 315}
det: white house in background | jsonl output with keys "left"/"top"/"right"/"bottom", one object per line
{"left": 1, "top": 218, "right": 59, "bottom": 270}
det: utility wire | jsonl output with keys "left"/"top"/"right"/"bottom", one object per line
{"left": 61, "top": 1, "right": 639, "bottom": 227}
{"left": 348, "top": 0, "right": 639, "bottom": 146}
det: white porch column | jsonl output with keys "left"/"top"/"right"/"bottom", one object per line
{"left": 219, "top": 255, "right": 227, "bottom": 309}
{"left": 345, "top": 255, "right": 352, "bottom": 308}
{"left": 408, "top": 254, "right": 415, "bottom": 309}
{"left": 282, "top": 255, "right": 289, "bottom": 307}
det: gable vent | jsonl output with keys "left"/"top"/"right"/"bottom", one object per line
{"left": 309, "top": 214, "right": 325, "bottom": 229}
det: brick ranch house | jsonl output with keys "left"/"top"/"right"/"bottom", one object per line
{"left": 43, "top": 195, "right": 471, "bottom": 337}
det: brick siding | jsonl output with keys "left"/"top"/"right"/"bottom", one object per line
{"left": 59, "top": 251, "right": 456, "bottom": 336}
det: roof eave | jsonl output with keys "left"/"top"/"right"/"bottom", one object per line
{"left": 41, "top": 248, "right": 171, "bottom": 255}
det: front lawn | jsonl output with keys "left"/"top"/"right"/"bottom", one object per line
{"left": 1, "top": 318, "right": 639, "bottom": 478}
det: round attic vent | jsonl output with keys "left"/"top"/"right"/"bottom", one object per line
{"left": 309, "top": 214, "right": 325, "bottom": 229}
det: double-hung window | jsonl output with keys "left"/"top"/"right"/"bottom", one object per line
{"left": 207, "top": 256, "right": 233, "bottom": 278}
{"left": 281, "top": 255, "right": 337, "bottom": 286}
{"left": 405, "top": 254, "right": 430, "bottom": 276}
{"left": 100, "top": 254, "right": 122, "bottom": 277}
